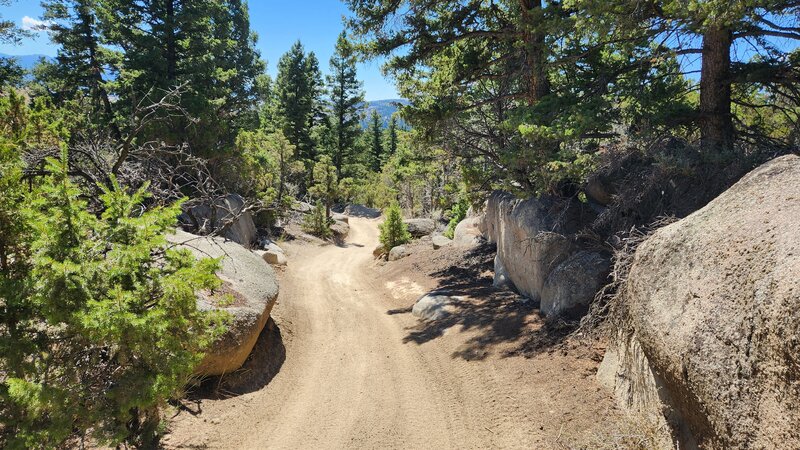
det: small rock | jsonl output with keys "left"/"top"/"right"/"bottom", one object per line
{"left": 432, "top": 235, "right": 452, "bottom": 250}
{"left": 332, "top": 213, "right": 349, "bottom": 224}
{"left": 388, "top": 245, "right": 409, "bottom": 261}
{"left": 412, "top": 292, "right": 456, "bottom": 321}
{"left": 292, "top": 201, "right": 313, "bottom": 213}
{"left": 331, "top": 220, "right": 350, "bottom": 239}
{"left": 263, "top": 250, "right": 287, "bottom": 266}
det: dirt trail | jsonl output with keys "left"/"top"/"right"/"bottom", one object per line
{"left": 166, "top": 218, "right": 623, "bottom": 449}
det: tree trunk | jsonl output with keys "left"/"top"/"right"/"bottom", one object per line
{"left": 165, "top": 0, "right": 177, "bottom": 82}
{"left": 519, "top": 0, "right": 550, "bottom": 105}
{"left": 699, "top": 26, "right": 734, "bottom": 152}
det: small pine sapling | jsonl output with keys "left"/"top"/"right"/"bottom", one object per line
{"left": 379, "top": 203, "right": 411, "bottom": 250}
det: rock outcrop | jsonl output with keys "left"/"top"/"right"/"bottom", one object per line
{"left": 599, "top": 155, "right": 800, "bottom": 448}
{"left": 343, "top": 204, "right": 382, "bottom": 218}
{"left": 404, "top": 218, "right": 436, "bottom": 237}
{"left": 482, "top": 191, "right": 607, "bottom": 317}
{"left": 541, "top": 250, "right": 610, "bottom": 317}
{"left": 186, "top": 194, "right": 257, "bottom": 247}
{"left": 170, "top": 229, "right": 279, "bottom": 377}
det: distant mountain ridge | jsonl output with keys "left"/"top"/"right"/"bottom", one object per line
{"left": 0, "top": 53, "right": 54, "bottom": 71}
{"left": 361, "top": 98, "right": 409, "bottom": 129}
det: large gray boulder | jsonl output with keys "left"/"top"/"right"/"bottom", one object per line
{"left": 599, "top": 155, "right": 800, "bottom": 448}
{"left": 404, "top": 218, "right": 436, "bottom": 237}
{"left": 170, "top": 229, "right": 279, "bottom": 377}
{"left": 482, "top": 191, "right": 607, "bottom": 317}
{"left": 331, "top": 220, "right": 350, "bottom": 240}
{"left": 452, "top": 216, "right": 483, "bottom": 247}
{"left": 187, "top": 194, "right": 257, "bottom": 247}
{"left": 343, "top": 204, "right": 382, "bottom": 218}
{"left": 541, "top": 250, "right": 609, "bottom": 317}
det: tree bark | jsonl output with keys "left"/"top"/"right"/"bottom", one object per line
{"left": 519, "top": 0, "right": 550, "bottom": 105}
{"left": 699, "top": 26, "right": 734, "bottom": 152}
{"left": 165, "top": 0, "right": 177, "bottom": 82}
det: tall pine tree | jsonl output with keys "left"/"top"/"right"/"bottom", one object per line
{"left": 385, "top": 114, "right": 398, "bottom": 157}
{"left": 367, "top": 110, "right": 383, "bottom": 172}
{"left": 41, "top": 0, "right": 264, "bottom": 155}
{"left": 274, "top": 41, "right": 318, "bottom": 165}
{"left": 326, "top": 31, "right": 364, "bottom": 178}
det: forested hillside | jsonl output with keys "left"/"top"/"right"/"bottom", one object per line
{"left": 0, "top": 0, "right": 798, "bottom": 448}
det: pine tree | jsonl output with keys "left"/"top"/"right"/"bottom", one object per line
{"left": 41, "top": 0, "right": 265, "bottom": 155}
{"left": 367, "top": 110, "right": 383, "bottom": 172}
{"left": 0, "top": 1, "right": 28, "bottom": 87}
{"left": 41, "top": 0, "right": 122, "bottom": 140}
{"left": 571, "top": 0, "right": 800, "bottom": 154}
{"left": 0, "top": 150, "right": 227, "bottom": 448}
{"left": 326, "top": 31, "right": 365, "bottom": 178}
{"left": 305, "top": 51, "right": 327, "bottom": 132}
{"left": 385, "top": 114, "right": 398, "bottom": 157}
{"left": 274, "top": 41, "right": 318, "bottom": 165}
{"left": 308, "top": 154, "right": 339, "bottom": 219}
{"left": 379, "top": 203, "right": 410, "bottom": 250}
{"left": 302, "top": 200, "right": 332, "bottom": 238}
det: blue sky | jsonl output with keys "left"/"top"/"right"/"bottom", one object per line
{"left": 0, "top": 0, "right": 400, "bottom": 101}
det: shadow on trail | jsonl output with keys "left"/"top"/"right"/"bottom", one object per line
{"left": 393, "top": 243, "right": 576, "bottom": 360}
{"left": 185, "top": 317, "right": 286, "bottom": 401}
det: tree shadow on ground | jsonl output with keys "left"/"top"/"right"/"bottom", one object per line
{"left": 394, "top": 243, "right": 577, "bottom": 360}
{"left": 184, "top": 317, "right": 286, "bottom": 401}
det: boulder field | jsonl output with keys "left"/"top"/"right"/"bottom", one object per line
{"left": 170, "top": 229, "right": 279, "bottom": 377}
{"left": 599, "top": 155, "right": 800, "bottom": 448}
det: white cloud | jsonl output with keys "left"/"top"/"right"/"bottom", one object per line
{"left": 21, "top": 16, "right": 51, "bottom": 32}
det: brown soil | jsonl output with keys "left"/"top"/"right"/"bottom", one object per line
{"left": 164, "top": 218, "right": 634, "bottom": 449}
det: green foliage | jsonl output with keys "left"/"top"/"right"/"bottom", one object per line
{"left": 308, "top": 154, "right": 340, "bottom": 216}
{"left": 0, "top": 149, "right": 227, "bottom": 448}
{"left": 380, "top": 130, "right": 457, "bottom": 216}
{"left": 326, "top": 31, "right": 365, "bottom": 178}
{"left": 235, "top": 129, "right": 301, "bottom": 209}
{"left": 38, "top": 0, "right": 265, "bottom": 155}
{"left": 273, "top": 41, "right": 325, "bottom": 173}
{"left": 384, "top": 114, "right": 399, "bottom": 157}
{"left": 443, "top": 198, "right": 468, "bottom": 240}
{"left": 345, "top": 171, "right": 398, "bottom": 209}
{"left": 379, "top": 203, "right": 411, "bottom": 250}
{"left": 367, "top": 110, "right": 384, "bottom": 172}
{"left": 302, "top": 200, "right": 333, "bottom": 239}
{"left": 347, "top": 0, "right": 799, "bottom": 198}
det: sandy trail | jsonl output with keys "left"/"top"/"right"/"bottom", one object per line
{"left": 238, "top": 218, "right": 462, "bottom": 449}
{"left": 166, "top": 217, "right": 621, "bottom": 449}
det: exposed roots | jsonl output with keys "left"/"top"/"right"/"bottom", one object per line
{"left": 575, "top": 216, "right": 678, "bottom": 340}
